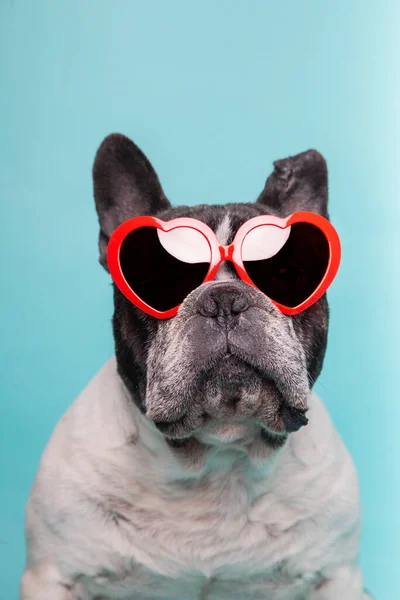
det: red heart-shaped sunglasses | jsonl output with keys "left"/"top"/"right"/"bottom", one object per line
{"left": 107, "top": 212, "right": 341, "bottom": 319}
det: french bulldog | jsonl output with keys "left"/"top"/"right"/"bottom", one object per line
{"left": 20, "top": 134, "right": 372, "bottom": 600}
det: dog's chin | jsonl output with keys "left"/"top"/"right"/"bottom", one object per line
{"left": 195, "top": 365, "right": 287, "bottom": 449}
{"left": 194, "top": 417, "right": 265, "bottom": 448}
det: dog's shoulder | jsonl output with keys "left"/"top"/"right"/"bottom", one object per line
{"left": 256, "top": 392, "right": 362, "bottom": 571}
{"left": 24, "top": 357, "right": 144, "bottom": 577}
{"left": 280, "top": 391, "right": 362, "bottom": 524}
{"left": 25, "top": 359, "right": 133, "bottom": 525}
{"left": 45, "top": 356, "right": 135, "bottom": 450}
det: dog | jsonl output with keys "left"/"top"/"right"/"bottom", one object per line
{"left": 20, "top": 134, "right": 372, "bottom": 600}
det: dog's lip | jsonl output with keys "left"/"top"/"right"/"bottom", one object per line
{"left": 281, "top": 405, "right": 309, "bottom": 432}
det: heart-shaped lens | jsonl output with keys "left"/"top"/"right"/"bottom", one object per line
{"left": 241, "top": 222, "right": 330, "bottom": 308}
{"left": 119, "top": 226, "right": 211, "bottom": 312}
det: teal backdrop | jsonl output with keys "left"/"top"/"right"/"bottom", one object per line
{"left": 1, "top": 1, "right": 398, "bottom": 598}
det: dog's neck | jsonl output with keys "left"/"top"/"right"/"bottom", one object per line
{"left": 118, "top": 371, "right": 287, "bottom": 500}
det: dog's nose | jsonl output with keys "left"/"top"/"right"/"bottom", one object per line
{"left": 197, "top": 282, "right": 250, "bottom": 322}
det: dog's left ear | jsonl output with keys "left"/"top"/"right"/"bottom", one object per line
{"left": 256, "top": 149, "right": 329, "bottom": 218}
{"left": 92, "top": 133, "right": 171, "bottom": 270}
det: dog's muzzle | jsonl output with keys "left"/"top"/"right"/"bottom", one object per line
{"left": 146, "top": 281, "right": 310, "bottom": 442}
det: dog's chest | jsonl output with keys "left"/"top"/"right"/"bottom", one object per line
{"left": 78, "top": 459, "right": 317, "bottom": 600}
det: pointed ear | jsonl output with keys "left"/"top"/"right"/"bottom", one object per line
{"left": 92, "top": 133, "right": 171, "bottom": 270}
{"left": 256, "top": 149, "right": 329, "bottom": 218}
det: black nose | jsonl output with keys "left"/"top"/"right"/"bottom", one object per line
{"left": 197, "top": 282, "right": 250, "bottom": 322}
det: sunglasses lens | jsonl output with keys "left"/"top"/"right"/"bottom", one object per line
{"left": 242, "top": 223, "right": 330, "bottom": 308}
{"left": 119, "top": 226, "right": 211, "bottom": 312}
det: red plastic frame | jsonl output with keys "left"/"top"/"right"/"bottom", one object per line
{"left": 107, "top": 212, "right": 341, "bottom": 319}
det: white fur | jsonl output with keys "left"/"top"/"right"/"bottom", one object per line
{"left": 21, "top": 357, "right": 369, "bottom": 599}
{"left": 214, "top": 214, "right": 234, "bottom": 282}
{"left": 215, "top": 213, "right": 231, "bottom": 246}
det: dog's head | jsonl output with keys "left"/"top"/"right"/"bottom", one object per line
{"left": 93, "top": 134, "right": 330, "bottom": 455}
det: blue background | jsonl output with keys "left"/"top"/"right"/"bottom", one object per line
{"left": 1, "top": 1, "right": 398, "bottom": 598}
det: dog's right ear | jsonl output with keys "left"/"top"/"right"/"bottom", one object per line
{"left": 93, "top": 133, "right": 170, "bottom": 270}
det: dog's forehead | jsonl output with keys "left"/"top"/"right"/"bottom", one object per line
{"left": 157, "top": 202, "right": 273, "bottom": 245}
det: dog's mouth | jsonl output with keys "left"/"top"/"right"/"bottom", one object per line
{"left": 151, "top": 355, "right": 309, "bottom": 445}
